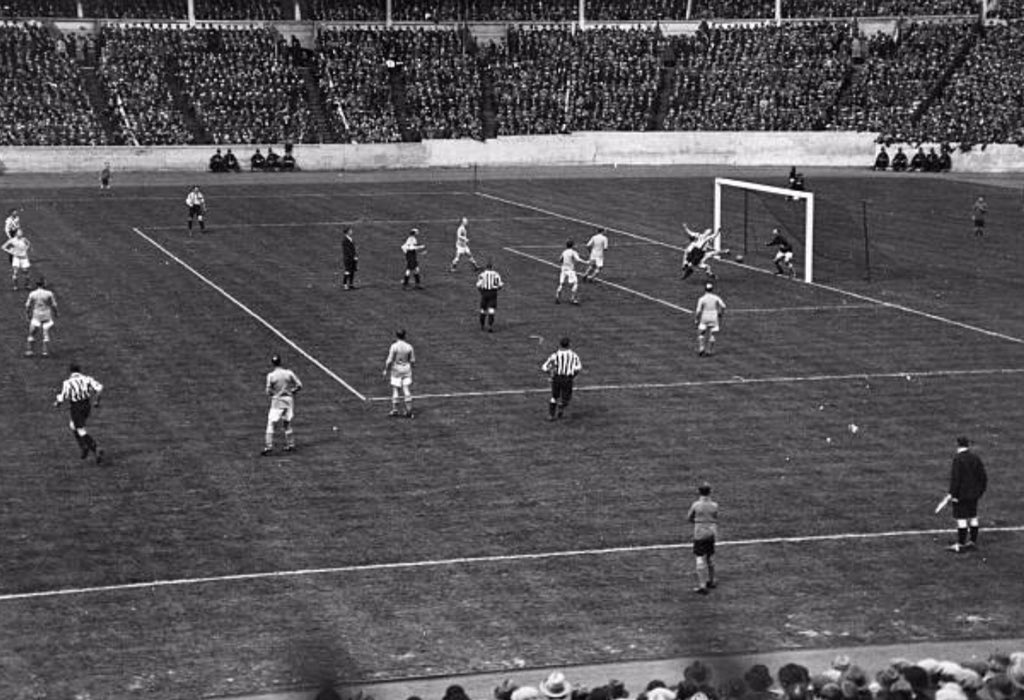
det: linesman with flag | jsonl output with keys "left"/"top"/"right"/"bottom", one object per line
{"left": 541, "top": 336, "right": 582, "bottom": 421}
{"left": 476, "top": 260, "right": 503, "bottom": 332}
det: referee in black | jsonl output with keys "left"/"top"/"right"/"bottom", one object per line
{"left": 54, "top": 362, "right": 104, "bottom": 463}
{"left": 476, "top": 260, "right": 503, "bottom": 332}
{"left": 947, "top": 435, "right": 988, "bottom": 553}
{"left": 541, "top": 336, "right": 582, "bottom": 421}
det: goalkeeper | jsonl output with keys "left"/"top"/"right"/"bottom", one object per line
{"left": 766, "top": 228, "right": 795, "bottom": 278}
{"left": 185, "top": 185, "right": 207, "bottom": 234}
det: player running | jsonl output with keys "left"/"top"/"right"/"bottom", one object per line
{"left": 766, "top": 228, "right": 795, "bottom": 278}
{"left": 25, "top": 278, "right": 57, "bottom": 357}
{"left": 555, "top": 239, "right": 586, "bottom": 305}
{"left": 450, "top": 217, "right": 480, "bottom": 272}
{"left": 681, "top": 224, "right": 725, "bottom": 281}
{"left": 583, "top": 228, "right": 609, "bottom": 282}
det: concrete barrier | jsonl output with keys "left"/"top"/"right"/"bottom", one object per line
{"left": 1, "top": 132, "right": 1022, "bottom": 173}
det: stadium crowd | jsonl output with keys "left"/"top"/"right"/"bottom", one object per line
{"left": 0, "top": 21, "right": 109, "bottom": 145}
{"left": 329, "top": 652, "right": 1024, "bottom": 700}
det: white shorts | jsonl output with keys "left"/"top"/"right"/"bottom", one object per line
{"left": 11, "top": 258, "right": 29, "bottom": 270}
{"left": 267, "top": 397, "right": 294, "bottom": 426}
{"left": 559, "top": 270, "right": 578, "bottom": 287}
{"left": 29, "top": 317, "right": 53, "bottom": 331}
{"left": 775, "top": 251, "right": 794, "bottom": 263}
{"left": 455, "top": 243, "right": 471, "bottom": 255}
{"left": 390, "top": 364, "right": 412, "bottom": 388}
{"left": 588, "top": 255, "right": 604, "bottom": 269}
{"left": 698, "top": 321, "right": 720, "bottom": 333}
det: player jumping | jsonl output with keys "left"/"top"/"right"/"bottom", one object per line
{"left": 681, "top": 224, "right": 725, "bottom": 281}
{"left": 766, "top": 228, "right": 795, "bottom": 278}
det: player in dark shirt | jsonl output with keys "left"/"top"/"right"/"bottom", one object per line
{"left": 766, "top": 229, "right": 795, "bottom": 278}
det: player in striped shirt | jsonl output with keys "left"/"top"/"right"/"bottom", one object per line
{"left": 687, "top": 482, "right": 719, "bottom": 595}
{"left": 695, "top": 281, "right": 726, "bottom": 357}
{"left": 54, "top": 363, "right": 104, "bottom": 463}
{"left": 4, "top": 208, "right": 20, "bottom": 264}
{"left": 185, "top": 185, "right": 206, "bottom": 234}
{"left": 263, "top": 354, "right": 302, "bottom": 456}
{"left": 1, "top": 229, "right": 32, "bottom": 290}
{"left": 384, "top": 329, "right": 416, "bottom": 417}
{"left": 555, "top": 239, "right": 586, "bottom": 305}
{"left": 583, "top": 228, "right": 609, "bottom": 282}
{"left": 25, "top": 278, "right": 57, "bottom": 357}
{"left": 476, "top": 260, "right": 503, "bottom": 332}
{"left": 541, "top": 336, "right": 582, "bottom": 421}
{"left": 450, "top": 217, "right": 480, "bottom": 272}
{"left": 401, "top": 228, "right": 426, "bottom": 289}
{"left": 681, "top": 224, "right": 722, "bottom": 281}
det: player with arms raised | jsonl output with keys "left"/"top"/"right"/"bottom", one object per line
{"left": 681, "top": 224, "right": 725, "bottom": 281}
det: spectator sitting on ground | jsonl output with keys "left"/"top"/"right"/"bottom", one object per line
{"left": 209, "top": 148, "right": 225, "bottom": 172}
{"left": 251, "top": 147, "right": 265, "bottom": 171}
{"left": 891, "top": 146, "right": 908, "bottom": 171}
{"left": 224, "top": 148, "right": 240, "bottom": 172}
{"left": 873, "top": 146, "right": 889, "bottom": 170}
{"left": 938, "top": 146, "right": 952, "bottom": 172}
{"left": 925, "top": 147, "right": 940, "bottom": 172}
{"left": 909, "top": 147, "right": 927, "bottom": 171}
{"left": 281, "top": 149, "right": 296, "bottom": 171}
{"left": 265, "top": 146, "right": 280, "bottom": 170}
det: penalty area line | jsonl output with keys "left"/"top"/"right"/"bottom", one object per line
{"left": 504, "top": 246, "right": 692, "bottom": 315}
{"left": 364, "top": 366, "right": 1024, "bottom": 402}
{"left": 130, "top": 226, "right": 367, "bottom": 402}
{"left": 2, "top": 525, "right": 1021, "bottom": 603}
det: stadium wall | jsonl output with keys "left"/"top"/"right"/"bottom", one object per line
{"left": 1, "top": 133, "right": 1022, "bottom": 173}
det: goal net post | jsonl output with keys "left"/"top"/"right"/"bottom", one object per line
{"left": 714, "top": 177, "right": 815, "bottom": 283}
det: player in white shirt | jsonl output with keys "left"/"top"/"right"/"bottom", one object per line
{"left": 383, "top": 329, "right": 416, "bottom": 417}
{"left": 694, "top": 281, "right": 727, "bottom": 357}
{"left": 25, "top": 278, "right": 57, "bottom": 357}
{"left": 555, "top": 239, "right": 586, "bottom": 305}
{"left": 449, "top": 217, "right": 480, "bottom": 272}
{"left": 583, "top": 228, "right": 609, "bottom": 282}
{"left": 1, "top": 229, "right": 32, "bottom": 290}
{"left": 262, "top": 354, "right": 302, "bottom": 455}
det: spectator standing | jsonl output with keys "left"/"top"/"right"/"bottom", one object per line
{"left": 687, "top": 481, "right": 719, "bottom": 595}
{"left": 341, "top": 226, "right": 358, "bottom": 290}
{"left": 972, "top": 196, "right": 988, "bottom": 237}
{"left": 54, "top": 362, "right": 104, "bottom": 464}
{"left": 946, "top": 436, "right": 988, "bottom": 553}
{"left": 541, "top": 336, "right": 582, "bottom": 421}
{"left": 476, "top": 259, "right": 503, "bottom": 332}
{"left": 262, "top": 353, "right": 302, "bottom": 456}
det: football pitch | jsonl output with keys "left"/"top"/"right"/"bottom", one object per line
{"left": 1, "top": 167, "right": 1023, "bottom": 699}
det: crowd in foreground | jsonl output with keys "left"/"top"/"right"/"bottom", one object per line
{"left": 314, "top": 653, "right": 1024, "bottom": 700}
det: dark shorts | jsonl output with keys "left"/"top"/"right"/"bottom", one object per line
{"left": 343, "top": 259, "right": 357, "bottom": 272}
{"left": 693, "top": 537, "right": 715, "bottom": 557}
{"left": 479, "top": 289, "right": 498, "bottom": 310}
{"left": 69, "top": 400, "right": 91, "bottom": 429}
{"left": 405, "top": 252, "right": 418, "bottom": 270}
{"left": 189, "top": 204, "right": 203, "bottom": 218}
{"left": 550, "top": 375, "right": 574, "bottom": 404}
{"left": 952, "top": 499, "right": 978, "bottom": 519}
{"left": 973, "top": 218, "right": 985, "bottom": 228}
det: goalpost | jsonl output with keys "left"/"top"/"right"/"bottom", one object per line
{"left": 713, "top": 177, "right": 815, "bottom": 283}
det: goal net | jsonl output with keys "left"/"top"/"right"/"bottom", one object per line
{"left": 714, "top": 178, "right": 815, "bottom": 283}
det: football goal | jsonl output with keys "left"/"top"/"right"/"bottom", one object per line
{"left": 714, "top": 177, "right": 815, "bottom": 283}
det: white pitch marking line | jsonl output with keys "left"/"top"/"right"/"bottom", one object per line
{"left": 131, "top": 227, "right": 367, "bottom": 402}
{"left": 729, "top": 304, "right": 879, "bottom": 314}
{"left": 364, "top": 366, "right": 1024, "bottom": 402}
{"left": 478, "top": 192, "right": 1024, "bottom": 346}
{"left": 504, "top": 246, "right": 692, "bottom": 315}
{"left": 2, "top": 525, "right": 1021, "bottom": 603}
{"left": 144, "top": 215, "right": 551, "bottom": 231}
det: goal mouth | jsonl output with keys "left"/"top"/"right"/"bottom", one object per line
{"left": 714, "top": 177, "right": 814, "bottom": 283}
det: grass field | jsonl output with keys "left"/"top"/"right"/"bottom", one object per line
{"left": 1, "top": 167, "right": 1023, "bottom": 700}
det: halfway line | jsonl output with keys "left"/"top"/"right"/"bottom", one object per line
{"left": 504, "top": 246, "right": 692, "bottom": 314}
{"left": 2, "top": 525, "right": 1020, "bottom": 602}
{"left": 479, "top": 192, "right": 1024, "bottom": 346}
{"left": 131, "top": 227, "right": 367, "bottom": 402}
{"left": 364, "top": 366, "right": 1024, "bottom": 402}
